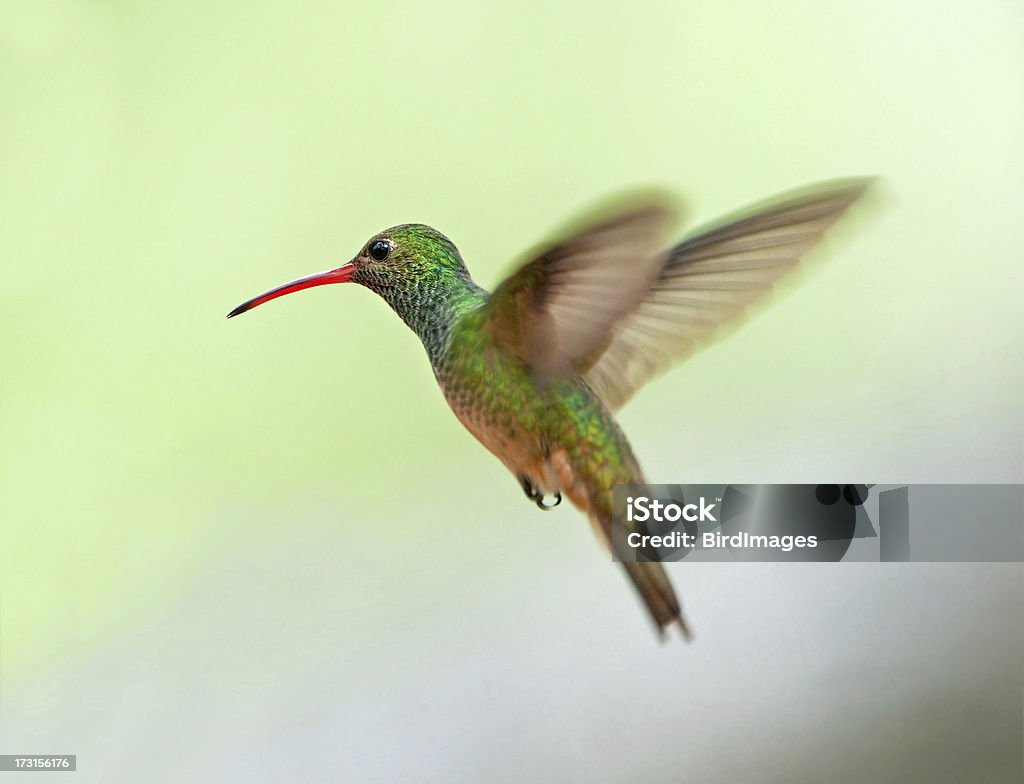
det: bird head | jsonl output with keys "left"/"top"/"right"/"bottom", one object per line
{"left": 227, "top": 224, "right": 471, "bottom": 320}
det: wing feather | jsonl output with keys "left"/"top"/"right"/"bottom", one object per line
{"left": 483, "top": 197, "right": 678, "bottom": 377}
{"left": 479, "top": 179, "right": 872, "bottom": 408}
{"left": 581, "top": 179, "right": 874, "bottom": 409}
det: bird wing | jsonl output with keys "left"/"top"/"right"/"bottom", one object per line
{"left": 580, "top": 178, "right": 874, "bottom": 410}
{"left": 482, "top": 194, "right": 679, "bottom": 378}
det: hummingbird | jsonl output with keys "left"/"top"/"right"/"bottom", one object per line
{"left": 228, "top": 178, "right": 872, "bottom": 641}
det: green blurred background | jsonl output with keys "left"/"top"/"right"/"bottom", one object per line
{"left": 1, "top": 2, "right": 1021, "bottom": 782}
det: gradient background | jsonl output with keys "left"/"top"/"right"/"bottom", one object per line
{"left": 1, "top": 2, "right": 1022, "bottom": 782}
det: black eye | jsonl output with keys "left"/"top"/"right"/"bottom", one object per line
{"left": 369, "top": 240, "right": 391, "bottom": 261}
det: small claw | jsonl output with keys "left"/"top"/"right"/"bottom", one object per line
{"left": 520, "top": 476, "right": 562, "bottom": 511}
{"left": 520, "top": 476, "right": 539, "bottom": 503}
{"left": 535, "top": 492, "right": 562, "bottom": 511}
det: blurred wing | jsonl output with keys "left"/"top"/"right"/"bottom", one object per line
{"left": 483, "top": 197, "right": 678, "bottom": 377}
{"left": 582, "top": 178, "right": 874, "bottom": 410}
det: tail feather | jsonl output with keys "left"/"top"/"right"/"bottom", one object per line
{"left": 622, "top": 560, "right": 692, "bottom": 642}
{"left": 554, "top": 431, "right": 692, "bottom": 642}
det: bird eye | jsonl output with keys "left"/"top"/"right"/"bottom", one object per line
{"left": 369, "top": 240, "right": 392, "bottom": 261}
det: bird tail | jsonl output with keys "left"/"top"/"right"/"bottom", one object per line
{"left": 581, "top": 499, "right": 692, "bottom": 641}
{"left": 620, "top": 559, "right": 692, "bottom": 642}
{"left": 553, "top": 437, "right": 692, "bottom": 641}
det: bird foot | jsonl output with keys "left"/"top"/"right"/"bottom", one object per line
{"left": 519, "top": 477, "right": 562, "bottom": 511}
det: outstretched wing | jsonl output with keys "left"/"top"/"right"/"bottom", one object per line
{"left": 580, "top": 178, "right": 874, "bottom": 409}
{"left": 482, "top": 195, "right": 679, "bottom": 379}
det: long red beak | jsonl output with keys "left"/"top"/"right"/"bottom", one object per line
{"left": 226, "top": 263, "right": 357, "bottom": 318}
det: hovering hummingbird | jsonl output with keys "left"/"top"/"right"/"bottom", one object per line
{"left": 228, "top": 178, "right": 872, "bottom": 640}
